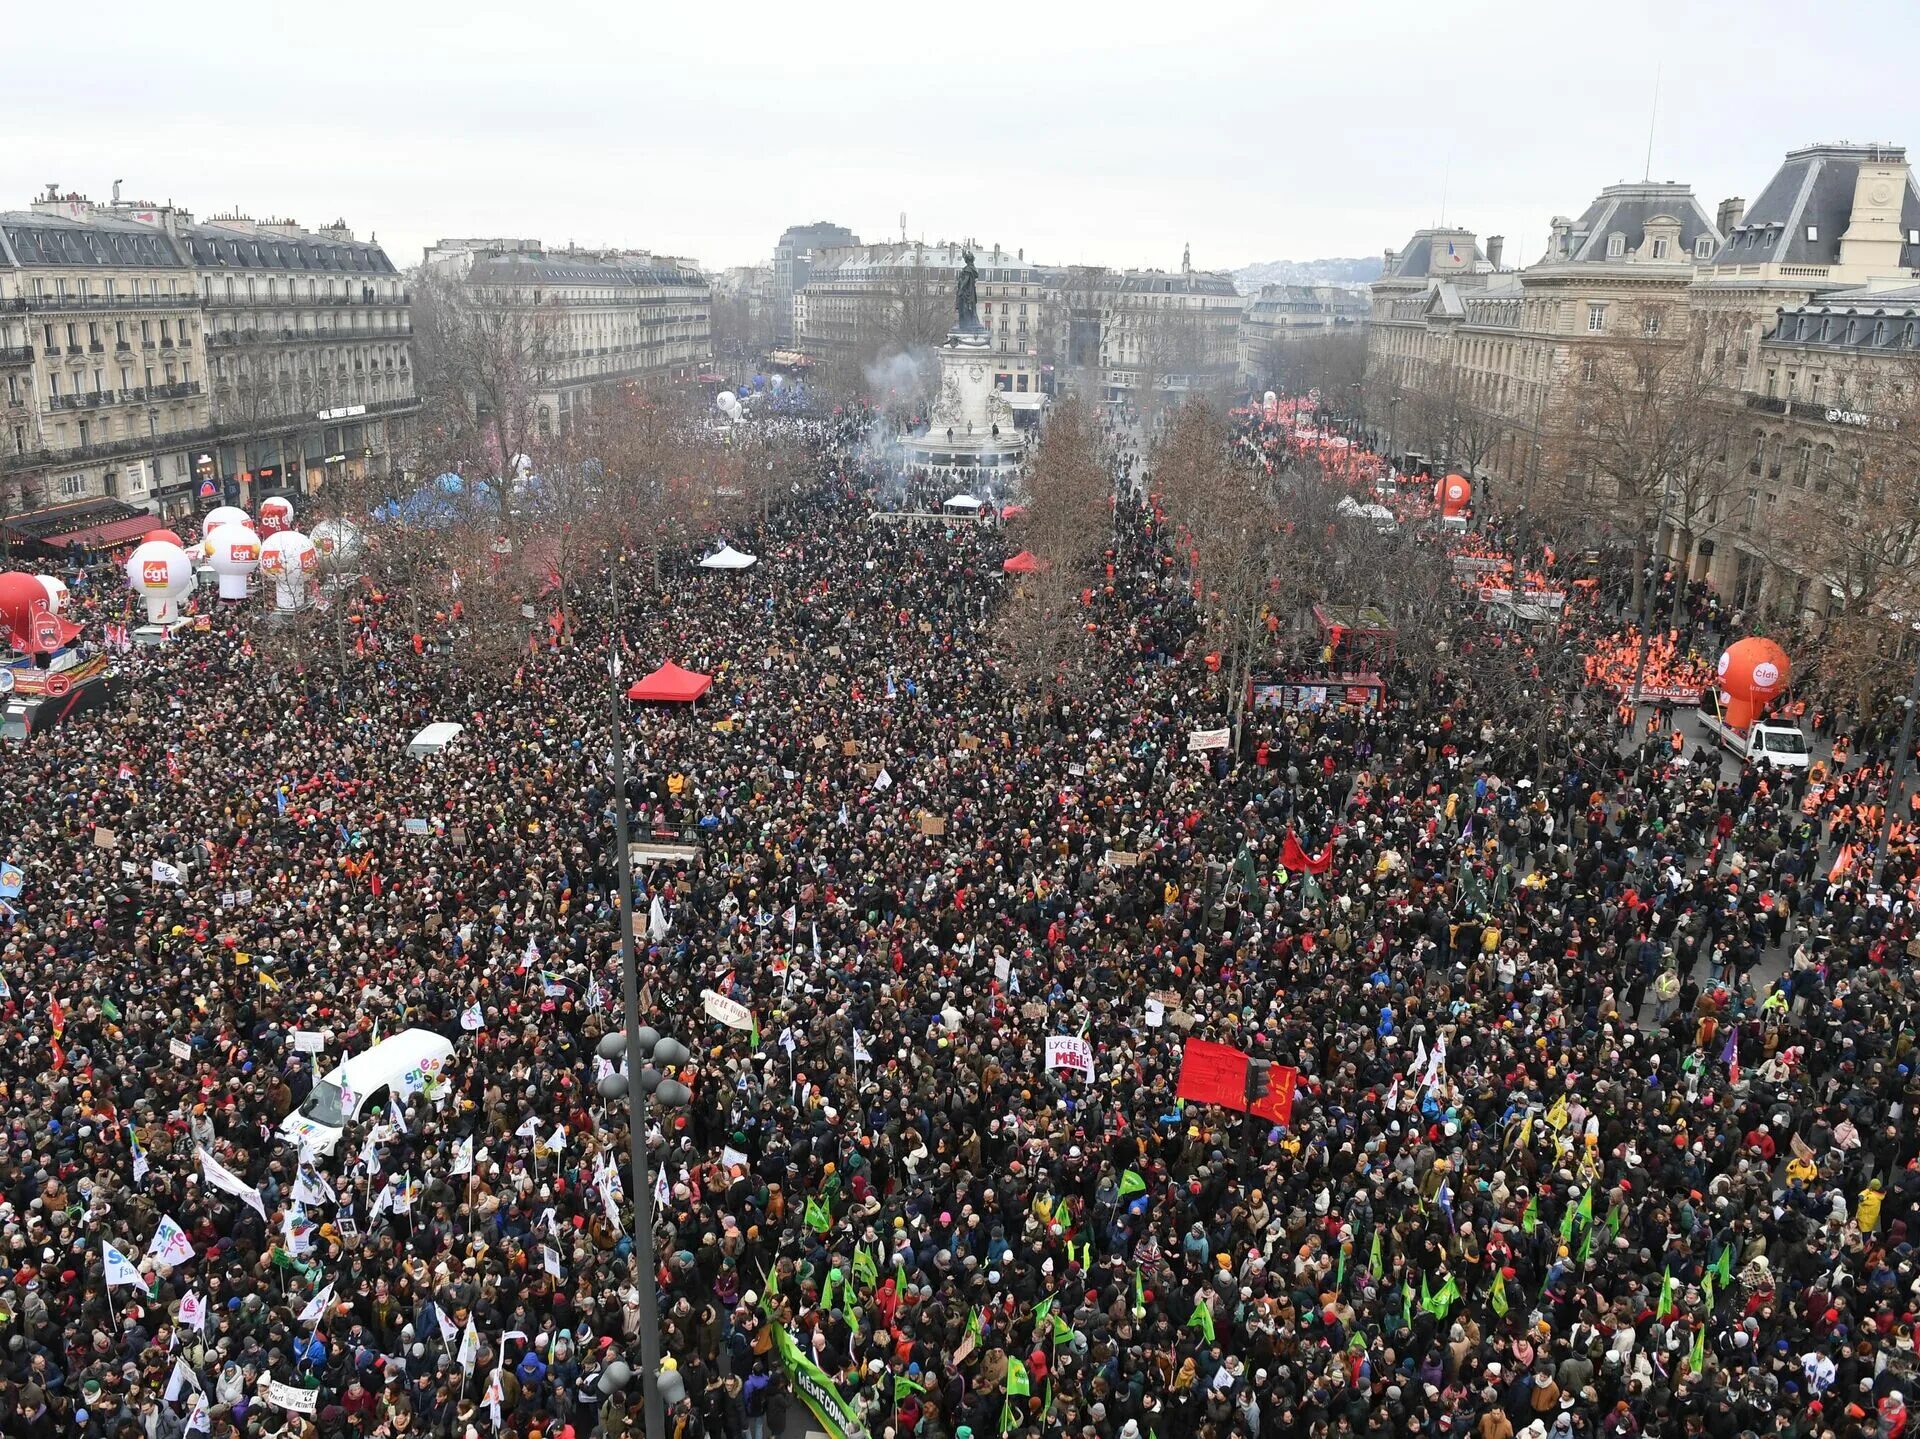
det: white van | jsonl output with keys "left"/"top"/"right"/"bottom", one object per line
{"left": 280, "top": 1029, "right": 455, "bottom": 1156}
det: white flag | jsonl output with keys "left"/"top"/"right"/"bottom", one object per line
{"left": 185, "top": 1394, "right": 211, "bottom": 1433}
{"left": 853, "top": 1032, "right": 873, "bottom": 1065}
{"left": 151, "top": 859, "right": 183, "bottom": 885}
{"left": 458, "top": 1317, "right": 480, "bottom": 1374}
{"left": 451, "top": 1136, "right": 474, "bottom": 1177}
{"left": 359, "top": 1133, "right": 382, "bottom": 1179}
{"left": 196, "top": 1147, "right": 268, "bottom": 1222}
{"left": 165, "top": 1357, "right": 201, "bottom": 1402}
{"left": 654, "top": 1169, "right": 670, "bottom": 1206}
{"left": 178, "top": 1291, "right": 206, "bottom": 1334}
{"left": 516, "top": 1115, "right": 540, "bottom": 1139}
{"left": 435, "top": 1306, "right": 457, "bottom": 1349}
{"left": 872, "top": 767, "right": 893, "bottom": 792}
{"left": 389, "top": 1093, "right": 408, "bottom": 1134}
{"left": 546, "top": 1125, "right": 566, "bottom": 1154}
{"left": 297, "top": 1282, "right": 335, "bottom": 1325}
{"left": 782, "top": 905, "right": 797, "bottom": 934}
{"left": 461, "top": 1003, "right": 485, "bottom": 1032}
{"left": 523, "top": 933, "right": 540, "bottom": 968}
{"left": 102, "top": 1240, "right": 145, "bottom": 1290}
{"left": 146, "top": 1214, "right": 195, "bottom": 1268}
{"left": 542, "top": 1246, "right": 563, "bottom": 1279}
{"left": 585, "top": 976, "right": 605, "bottom": 1011}
{"left": 648, "top": 896, "right": 670, "bottom": 941}
{"left": 292, "top": 1169, "right": 335, "bottom": 1207}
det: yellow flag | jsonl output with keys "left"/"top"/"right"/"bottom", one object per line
{"left": 1546, "top": 1095, "right": 1569, "bottom": 1131}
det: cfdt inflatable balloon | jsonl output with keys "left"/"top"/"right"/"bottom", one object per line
{"left": 200, "top": 506, "right": 251, "bottom": 543}
{"left": 310, "top": 518, "right": 365, "bottom": 563}
{"left": 259, "top": 531, "right": 319, "bottom": 611}
{"left": 1716, "top": 637, "right": 1791, "bottom": 731}
{"left": 1436, "top": 474, "right": 1472, "bottom": 517}
{"left": 125, "top": 541, "right": 194, "bottom": 624}
{"left": 207, "top": 527, "right": 261, "bottom": 601}
{"left": 258, "top": 496, "right": 295, "bottom": 535}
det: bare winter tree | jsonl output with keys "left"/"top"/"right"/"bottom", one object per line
{"left": 1548, "top": 300, "right": 1737, "bottom": 622}
{"left": 409, "top": 267, "right": 557, "bottom": 527}
{"left": 992, "top": 396, "right": 1112, "bottom": 701}
{"left": 1154, "top": 400, "right": 1348, "bottom": 746}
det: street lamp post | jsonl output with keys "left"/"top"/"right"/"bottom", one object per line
{"left": 599, "top": 571, "right": 691, "bottom": 1439}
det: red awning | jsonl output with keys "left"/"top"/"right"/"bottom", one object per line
{"left": 1002, "top": 550, "right": 1045, "bottom": 574}
{"left": 626, "top": 661, "right": 712, "bottom": 703}
{"left": 51, "top": 515, "right": 157, "bottom": 550}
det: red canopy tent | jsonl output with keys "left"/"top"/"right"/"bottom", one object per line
{"left": 625, "top": 661, "right": 713, "bottom": 703}
{"left": 1002, "top": 550, "right": 1046, "bottom": 574}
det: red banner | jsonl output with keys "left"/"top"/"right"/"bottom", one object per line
{"left": 1176, "top": 1038, "right": 1249, "bottom": 1109}
{"left": 1281, "top": 830, "right": 1333, "bottom": 874}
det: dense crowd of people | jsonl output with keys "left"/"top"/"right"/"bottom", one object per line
{"left": 2, "top": 403, "right": 1920, "bottom": 1439}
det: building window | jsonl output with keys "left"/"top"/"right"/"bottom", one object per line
{"left": 1587, "top": 304, "right": 1606, "bottom": 333}
{"left": 1695, "top": 236, "right": 1714, "bottom": 259}
{"left": 1765, "top": 368, "right": 1778, "bottom": 397}
{"left": 1606, "top": 233, "right": 1625, "bottom": 258}
{"left": 1651, "top": 237, "right": 1670, "bottom": 260}
{"left": 1806, "top": 225, "right": 1819, "bottom": 242}
{"left": 1581, "top": 356, "right": 1598, "bottom": 382}
{"left": 1643, "top": 310, "right": 1662, "bottom": 336}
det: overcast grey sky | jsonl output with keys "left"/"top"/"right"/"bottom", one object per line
{"left": 7, "top": 0, "right": 1917, "bottom": 274}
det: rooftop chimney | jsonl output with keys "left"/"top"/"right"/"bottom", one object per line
{"left": 1716, "top": 197, "right": 1746, "bottom": 234}
{"left": 1486, "top": 235, "right": 1505, "bottom": 270}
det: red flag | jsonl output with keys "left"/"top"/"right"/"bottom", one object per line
{"left": 1249, "top": 1064, "right": 1300, "bottom": 1127}
{"left": 1281, "top": 830, "right": 1334, "bottom": 875}
{"left": 49, "top": 1038, "right": 64, "bottom": 1073}
{"left": 48, "top": 996, "right": 65, "bottom": 1036}
{"left": 1176, "top": 1038, "right": 1249, "bottom": 1111}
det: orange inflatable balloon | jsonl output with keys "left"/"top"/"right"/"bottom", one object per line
{"left": 1435, "top": 473, "right": 1472, "bottom": 516}
{"left": 1716, "top": 637, "right": 1790, "bottom": 731}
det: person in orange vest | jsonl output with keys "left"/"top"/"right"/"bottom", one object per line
{"left": 1671, "top": 730, "right": 1685, "bottom": 756}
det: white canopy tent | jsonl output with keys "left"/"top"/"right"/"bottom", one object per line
{"left": 698, "top": 544, "right": 759, "bottom": 570}
{"left": 942, "top": 494, "right": 984, "bottom": 511}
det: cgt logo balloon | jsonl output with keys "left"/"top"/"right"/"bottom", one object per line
{"left": 142, "top": 560, "right": 170, "bottom": 588}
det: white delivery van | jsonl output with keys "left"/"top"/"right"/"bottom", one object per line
{"left": 407, "top": 722, "right": 465, "bottom": 758}
{"left": 280, "top": 1028, "right": 455, "bottom": 1156}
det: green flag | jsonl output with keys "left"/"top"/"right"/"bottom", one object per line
{"left": 1702, "top": 1271, "right": 1716, "bottom": 1310}
{"left": 804, "top": 1196, "right": 831, "bottom": 1235}
{"left": 760, "top": 1266, "right": 780, "bottom": 1318}
{"left": 1607, "top": 1203, "right": 1624, "bottom": 1238}
{"left": 1711, "top": 1245, "right": 1734, "bottom": 1286}
{"left": 852, "top": 1247, "right": 878, "bottom": 1289}
{"left": 1490, "top": 1270, "right": 1509, "bottom": 1317}
{"left": 1117, "top": 1168, "right": 1147, "bottom": 1200}
{"left": 1521, "top": 1196, "right": 1538, "bottom": 1234}
{"left": 820, "top": 1267, "right": 839, "bottom": 1312}
{"left": 895, "top": 1375, "right": 926, "bottom": 1400}
{"left": 1133, "top": 1269, "right": 1145, "bottom": 1309}
{"left": 1419, "top": 1273, "right": 1433, "bottom": 1313}
{"left": 1052, "top": 1312, "right": 1073, "bottom": 1346}
{"left": 1005, "top": 1358, "right": 1031, "bottom": 1397}
{"left": 1577, "top": 1227, "right": 1593, "bottom": 1265}
{"left": 1368, "top": 1230, "right": 1383, "bottom": 1280}
{"left": 1401, "top": 1281, "right": 1413, "bottom": 1329}
{"left": 1690, "top": 1323, "right": 1707, "bottom": 1374}
{"left": 1575, "top": 1188, "right": 1593, "bottom": 1228}
{"left": 1336, "top": 1245, "right": 1347, "bottom": 1289}
{"left": 895, "top": 1258, "right": 908, "bottom": 1294}
{"left": 1559, "top": 1201, "right": 1576, "bottom": 1242}
{"left": 1188, "top": 1297, "right": 1215, "bottom": 1344}
{"left": 1657, "top": 1266, "right": 1674, "bottom": 1319}
{"left": 100, "top": 997, "right": 121, "bottom": 1022}
{"left": 841, "top": 1279, "right": 859, "bottom": 1332}
{"left": 1424, "top": 1276, "right": 1458, "bottom": 1319}
{"left": 967, "top": 1307, "right": 983, "bottom": 1346}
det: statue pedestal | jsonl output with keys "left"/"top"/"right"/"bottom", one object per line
{"left": 902, "top": 323, "right": 1026, "bottom": 494}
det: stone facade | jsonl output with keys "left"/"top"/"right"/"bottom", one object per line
{"left": 1238, "top": 284, "right": 1367, "bottom": 387}
{"left": 425, "top": 240, "right": 712, "bottom": 437}
{"left": 0, "top": 186, "right": 413, "bottom": 520}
